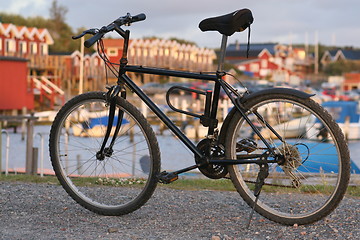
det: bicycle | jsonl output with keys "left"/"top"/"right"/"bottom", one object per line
{"left": 49, "top": 9, "right": 350, "bottom": 226}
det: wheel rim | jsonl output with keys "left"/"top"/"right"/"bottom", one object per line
{"left": 53, "top": 97, "right": 155, "bottom": 210}
{"left": 229, "top": 98, "right": 346, "bottom": 220}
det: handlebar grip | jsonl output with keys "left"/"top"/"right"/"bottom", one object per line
{"left": 131, "top": 13, "right": 146, "bottom": 23}
{"left": 84, "top": 32, "right": 104, "bottom": 48}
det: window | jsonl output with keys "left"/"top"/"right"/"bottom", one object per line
{"left": 74, "top": 57, "right": 80, "bottom": 66}
{"left": 261, "top": 59, "right": 268, "bottom": 68}
{"left": 190, "top": 53, "right": 194, "bottom": 62}
{"left": 30, "top": 42, "right": 38, "bottom": 54}
{"left": 130, "top": 48, "right": 135, "bottom": 57}
{"left": 107, "top": 48, "right": 118, "bottom": 57}
{"left": 5, "top": 39, "right": 16, "bottom": 53}
{"left": 40, "top": 44, "right": 48, "bottom": 55}
{"left": 19, "top": 41, "right": 27, "bottom": 54}
{"left": 259, "top": 69, "right": 269, "bottom": 77}
{"left": 250, "top": 63, "right": 259, "bottom": 72}
{"left": 238, "top": 65, "right": 246, "bottom": 71}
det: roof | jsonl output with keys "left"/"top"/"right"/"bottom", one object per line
{"left": 0, "top": 56, "right": 28, "bottom": 62}
{"left": 224, "top": 49, "right": 263, "bottom": 58}
{"left": 321, "top": 49, "right": 339, "bottom": 62}
{"left": 328, "top": 49, "right": 339, "bottom": 57}
{"left": 227, "top": 42, "right": 277, "bottom": 55}
{"left": 49, "top": 52, "right": 74, "bottom": 56}
{"left": 0, "top": 22, "right": 54, "bottom": 44}
{"left": 227, "top": 58, "right": 260, "bottom": 65}
{"left": 340, "top": 49, "right": 360, "bottom": 60}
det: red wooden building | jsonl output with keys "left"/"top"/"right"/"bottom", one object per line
{"left": 343, "top": 72, "right": 360, "bottom": 91}
{"left": 235, "top": 49, "right": 292, "bottom": 78}
{"left": 101, "top": 38, "right": 125, "bottom": 63}
{"left": 0, "top": 56, "right": 33, "bottom": 110}
{"left": 0, "top": 23, "right": 53, "bottom": 58}
{"left": 0, "top": 22, "right": 54, "bottom": 111}
{"left": 225, "top": 43, "right": 306, "bottom": 84}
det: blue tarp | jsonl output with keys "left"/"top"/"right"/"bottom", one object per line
{"left": 275, "top": 141, "right": 360, "bottom": 174}
{"left": 242, "top": 71, "right": 254, "bottom": 77}
{"left": 88, "top": 116, "right": 129, "bottom": 128}
{"left": 322, "top": 101, "right": 359, "bottom": 123}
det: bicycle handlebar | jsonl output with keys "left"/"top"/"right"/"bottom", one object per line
{"left": 114, "top": 13, "right": 146, "bottom": 26}
{"left": 84, "top": 29, "right": 106, "bottom": 48}
{"left": 72, "top": 13, "right": 146, "bottom": 48}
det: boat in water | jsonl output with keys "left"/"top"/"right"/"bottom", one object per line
{"left": 72, "top": 115, "right": 130, "bottom": 137}
{"left": 306, "top": 101, "right": 360, "bottom": 141}
{"left": 259, "top": 116, "right": 311, "bottom": 139}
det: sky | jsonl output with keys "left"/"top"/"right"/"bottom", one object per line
{"left": 1, "top": 0, "right": 360, "bottom": 49}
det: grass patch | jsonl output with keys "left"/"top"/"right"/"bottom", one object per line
{"left": 1, "top": 174, "right": 359, "bottom": 197}
{"left": 160, "top": 178, "right": 236, "bottom": 192}
{"left": 0, "top": 174, "right": 59, "bottom": 185}
{"left": 345, "top": 186, "right": 360, "bottom": 197}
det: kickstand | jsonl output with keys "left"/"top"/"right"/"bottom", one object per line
{"left": 246, "top": 163, "right": 269, "bottom": 229}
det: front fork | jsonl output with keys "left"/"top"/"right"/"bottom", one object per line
{"left": 96, "top": 85, "right": 126, "bottom": 160}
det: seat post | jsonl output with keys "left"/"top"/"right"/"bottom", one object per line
{"left": 217, "top": 34, "right": 228, "bottom": 72}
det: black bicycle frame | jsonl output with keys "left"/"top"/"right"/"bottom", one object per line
{"left": 99, "top": 27, "right": 280, "bottom": 174}
{"left": 117, "top": 65, "right": 279, "bottom": 169}
{"left": 121, "top": 65, "right": 217, "bottom": 160}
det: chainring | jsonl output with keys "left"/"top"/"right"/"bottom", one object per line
{"left": 195, "top": 139, "right": 228, "bottom": 179}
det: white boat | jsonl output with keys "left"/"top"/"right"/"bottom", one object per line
{"left": 72, "top": 115, "right": 130, "bottom": 137}
{"left": 307, "top": 101, "right": 360, "bottom": 140}
{"left": 259, "top": 116, "right": 311, "bottom": 139}
{"left": 185, "top": 122, "right": 223, "bottom": 139}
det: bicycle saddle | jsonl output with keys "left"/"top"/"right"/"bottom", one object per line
{"left": 199, "top": 9, "right": 253, "bottom": 36}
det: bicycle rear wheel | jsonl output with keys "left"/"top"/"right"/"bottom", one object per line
{"left": 49, "top": 92, "right": 160, "bottom": 215}
{"left": 225, "top": 93, "right": 350, "bottom": 225}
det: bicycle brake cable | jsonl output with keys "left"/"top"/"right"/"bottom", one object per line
{"left": 97, "top": 39, "right": 120, "bottom": 84}
{"left": 246, "top": 25, "right": 251, "bottom": 58}
{"left": 224, "top": 72, "right": 250, "bottom": 94}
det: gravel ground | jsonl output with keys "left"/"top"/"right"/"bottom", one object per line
{"left": 0, "top": 182, "right": 359, "bottom": 240}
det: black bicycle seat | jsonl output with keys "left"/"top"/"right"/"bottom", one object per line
{"left": 199, "top": 9, "right": 253, "bottom": 36}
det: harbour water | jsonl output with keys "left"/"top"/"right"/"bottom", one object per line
{"left": 0, "top": 125, "right": 197, "bottom": 175}
{"left": 1, "top": 125, "right": 360, "bottom": 176}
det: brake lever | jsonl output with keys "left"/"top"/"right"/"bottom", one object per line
{"left": 72, "top": 28, "right": 98, "bottom": 39}
{"left": 113, "top": 13, "right": 132, "bottom": 26}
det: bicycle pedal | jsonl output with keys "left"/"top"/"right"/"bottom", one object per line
{"left": 236, "top": 139, "right": 257, "bottom": 153}
{"left": 158, "top": 171, "right": 179, "bottom": 184}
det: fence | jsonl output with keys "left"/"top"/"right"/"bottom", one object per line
{"left": 0, "top": 115, "right": 39, "bottom": 175}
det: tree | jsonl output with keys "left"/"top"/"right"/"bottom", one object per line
{"left": 169, "top": 37, "right": 197, "bottom": 46}
{"left": 49, "top": 0, "right": 68, "bottom": 24}
{"left": 324, "top": 60, "right": 360, "bottom": 76}
{"left": 0, "top": 1, "right": 79, "bottom": 53}
{"left": 48, "top": 0, "right": 77, "bottom": 52}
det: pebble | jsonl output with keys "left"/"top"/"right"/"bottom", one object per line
{"left": 0, "top": 182, "right": 359, "bottom": 239}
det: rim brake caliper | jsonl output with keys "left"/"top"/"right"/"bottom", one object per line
{"left": 96, "top": 85, "right": 124, "bottom": 160}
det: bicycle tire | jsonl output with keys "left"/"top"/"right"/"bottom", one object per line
{"left": 49, "top": 92, "right": 160, "bottom": 215}
{"left": 224, "top": 93, "right": 350, "bottom": 225}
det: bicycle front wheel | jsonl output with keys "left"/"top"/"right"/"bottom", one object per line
{"left": 49, "top": 92, "right": 160, "bottom": 215}
{"left": 225, "top": 93, "right": 350, "bottom": 225}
